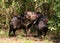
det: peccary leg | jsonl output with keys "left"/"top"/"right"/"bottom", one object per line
{"left": 13, "top": 28, "right": 17, "bottom": 36}
{"left": 43, "top": 27, "right": 48, "bottom": 37}
{"left": 9, "top": 25, "right": 13, "bottom": 37}
{"left": 9, "top": 28, "right": 13, "bottom": 37}
{"left": 26, "top": 27, "right": 31, "bottom": 36}
{"left": 37, "top": 29, "right": 42, "bottom": 38}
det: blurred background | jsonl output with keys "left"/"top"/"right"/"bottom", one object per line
{"left": 0, "top": 0, "right": 60, "bottom": 43}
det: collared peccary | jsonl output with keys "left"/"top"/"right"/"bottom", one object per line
{"left": 24, "top": 11, "right": 40, "bottom": 36}
{"left": 9, "top": 12, "right": 30, "bottom": 36}
{"left": 33, "top": 12, "right": 48, "bottom": 37}
{"left": 37, "top": 20, "right": 48, "bottom": 37}
{"left": 9, "top": 16, "right": 23, "bottom": 36}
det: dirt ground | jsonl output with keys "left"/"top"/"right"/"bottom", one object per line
{"left": 0, "top": 37, "right": 54, "bottom": 43}
{"left": 0, "top": 29, "right": 59, "bottom": 43}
